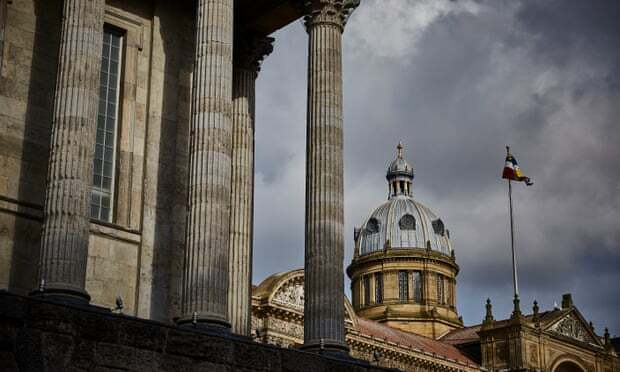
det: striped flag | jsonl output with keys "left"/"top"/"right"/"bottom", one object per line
{"left": 502, "top": 150, "right": 533, "bottom": 186}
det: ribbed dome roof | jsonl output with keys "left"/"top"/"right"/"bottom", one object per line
{"left": 357, "top": 143, "right": 452, "bottom": 256}
{"left": 358, "top": 196, "right": 452, "bottom": 256}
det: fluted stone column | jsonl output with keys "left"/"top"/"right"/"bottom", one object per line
{"left": 180, "top": 0, "right": 234, "bottom": 330}
{"left": 301, "top": 0, "right": 358, "bottom": 353}
{"left": 228, "top": 35, "right": 273, "bottom": 336}
{"left": 36, "top": 0, "right": 105, "bottom": 303}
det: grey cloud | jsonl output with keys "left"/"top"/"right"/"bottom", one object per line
{"left": 253, "top": 0, "right": 620, "bottom": 335}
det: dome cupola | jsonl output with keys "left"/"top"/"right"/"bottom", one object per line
{"left": 387, "top": 142, "right": 414, "bottom": 198}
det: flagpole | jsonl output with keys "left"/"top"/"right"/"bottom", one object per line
{"left": 506, "top": 146, "right": 521, "bottom": 316}
{"left": 508, "top": 178, "right": 518, "bottom": 297}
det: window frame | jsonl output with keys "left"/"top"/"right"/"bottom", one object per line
{"left": 398, "top": 270, "right": 409, "bottom": 301}
{"left": 363, "top": 275, "right": 371, "bottom": 307}
{"left": 91, "top": 24, "right": 126, "bottom": 223}
{"left": 375, "top": 272, "right": 383, "bottom": 304}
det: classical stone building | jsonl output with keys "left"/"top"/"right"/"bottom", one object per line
{"left": 0, "top": 0, "right": 618, "bottom": 371}
{"left": 0, "top": 0, "right": 358, "bottom": 354}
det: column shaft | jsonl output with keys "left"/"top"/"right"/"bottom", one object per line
{"left": 181, "top": 0, "right": 234, "bottom": 329}
{"left": 227, "top": 34, "right": 273, "bottom": 336}
{"left": 228, "top": 67, "right": 255, "bottom": 336}
{"left": 37, "top": 0, "right": 105, "bottom": 302}
{"left": 302, "top": 1, "right": 355, "bottom": 353}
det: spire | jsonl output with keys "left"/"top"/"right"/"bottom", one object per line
{"left": 604, "top": 328, "right": 613, "bottom": 353}
{"left": 511, "top": 294, "right": 522, "bottom": 319}
{"left": 484, "top": 298, "right": 494, "bottom": 323}
{"left": 397, "top": 141, "right": 403, "bottom": 158}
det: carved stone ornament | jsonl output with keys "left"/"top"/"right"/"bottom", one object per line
{"left": 549, "top": 313, "right": 595, "bottom": 344}
{"left": 273, "top": 280, "right": 305, "bottom": 312}
{"left": 301, "top": 0, "right": 360, "bottom": 31}
{"left": 270, "top": 318, "right": 304, "bottom": 340}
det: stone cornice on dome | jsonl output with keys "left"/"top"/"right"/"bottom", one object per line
{"left": 347, "top": 247, "right": 459, "bottom": 279}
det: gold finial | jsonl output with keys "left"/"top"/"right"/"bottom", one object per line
{"left": 397, "top": 142, "right": 403, "bottom": 158}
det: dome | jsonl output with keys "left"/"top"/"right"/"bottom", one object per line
{"left": 356, "top": 143, "right": 453, "bottom": 256}
{"left": 358, "top": 196, "right": 452, "bottom": 256}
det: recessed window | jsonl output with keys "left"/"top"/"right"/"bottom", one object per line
{"left": 363, "top": 275, "right": 371, "bottom": 306}
{"left": 399, "top": 214, "right": 416, "bottom": 230}
{"left": 375, "top": 272, "right": 383, "bottom": 304}
{"left": 413, "top": 271, "right": 422, "bottom": 302}
{"left": 432, "top": 219, "right": 445, "bottom": 236}
{"left": 437, "top": 274, "right": 445, "bottom": 305}
{"left": 398, "top": 270, "right": 409, "bottom": 301}
{"left": 91, "top": 27, "right": 123, "bottom": 222}
{"left": 366, "top": 218, "right": 380, "bottom": 234}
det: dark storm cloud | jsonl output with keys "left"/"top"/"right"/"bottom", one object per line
{"left": 253, "top": 0, "right": 620, "bottom": 335}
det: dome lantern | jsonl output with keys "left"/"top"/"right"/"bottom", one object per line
{"left": 386, "top": 142, "right": 414, "bottom": 198}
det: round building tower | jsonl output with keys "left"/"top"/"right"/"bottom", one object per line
{"left": 347, "top": 143, "right": 462, "bottom": 339}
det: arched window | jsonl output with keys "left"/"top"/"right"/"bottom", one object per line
{"left": 366, "top": 218, "right": 380, "bottom": 234}
{"left": 432, "top": 219, "right": 445, "bottom": 236}
{"left": 399, "top": 214, "right": 416, "bottom": 230}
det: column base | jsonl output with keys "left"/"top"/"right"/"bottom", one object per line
{"left": 30, "top": 284, "right": 91, "bottom": 306}
{"left": 299, "top": 339, "right": 350, "bottom": 356}
{"left": 176, "top": 313, "right": 231, "bottom": 335}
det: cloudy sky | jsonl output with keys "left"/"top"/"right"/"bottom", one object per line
{"left": 251, "top": 0, "right": 620, "bottom": 335}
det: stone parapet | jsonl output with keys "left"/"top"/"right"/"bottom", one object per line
{"left": 0, "top": 292, "right": 395, "bottom": 372}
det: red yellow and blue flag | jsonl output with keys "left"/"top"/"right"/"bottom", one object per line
{"left": 502, "top": 148, "right": 533, "bottom": 186}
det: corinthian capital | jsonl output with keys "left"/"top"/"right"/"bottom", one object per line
{"left": 234, "top": 33, "right": 275, "bottom": 77}
{"left": 301, "top": 0, "right": 360, "bottom": 31}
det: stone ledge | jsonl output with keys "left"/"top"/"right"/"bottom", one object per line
{"left": 0, "top": 291, "right": 398, "bottom": 372}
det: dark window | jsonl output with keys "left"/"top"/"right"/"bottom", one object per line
{"left": 398, "top": 271, "right": 409, "bottom": 301}
{"left": 432, "top": 219, "right": 445, "bottom": 236}
{"left": 366, "top": 218, "right": 380, "bottom": 234}
{"left": 375, "top": 272, "right": 383, "bottom": 304}
{"left": 399, "top": 214, "right": 416, "bottom": 230}
{"left": 437, "top": 274, "right": 445, "bottom": 305}
{"left": 363, "top": 275, "right": 371, "bottom": 306}
{"left": 91, "top": 26, "right": 123, "bottom": 222}
{"left": 413, "top": 271, "right": 422, "bottom": 302}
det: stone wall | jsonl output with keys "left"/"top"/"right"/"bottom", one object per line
{"left": 0, "top": 292, "right": 396, "bottom": 372}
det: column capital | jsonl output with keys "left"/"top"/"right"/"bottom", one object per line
{"left": 300, "top": 0, "right": 360, "bottom": 31}
{"left": 234, "top": 33, "right": 274, "bottom": 77}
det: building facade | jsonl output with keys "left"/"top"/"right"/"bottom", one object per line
{"left": 0, "top": 0, "right": 359, "bottom": 353}
{"left": 0, "top": 1, "right": 618, "bottom": 371}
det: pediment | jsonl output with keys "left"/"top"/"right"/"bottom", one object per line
{"left": 268, "top": 270, "right": 357, "bottom": 327}
{"left": 545, "top": 311, "right": 600, "bottom": 346}
{"left": 272, "top": 277, "right": 304, "bottom": 312}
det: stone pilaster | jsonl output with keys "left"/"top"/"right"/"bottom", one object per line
{"left": 180, "top": 0, "right": 234, "bottom": 330}
{"left": 228, "top": 35, "right": 273, "bottom": 336}
{"left": 301, "top": 0, "right": 358, "bottom": 353}
{"left": 36, "top": 0, "right": 105, "bottom": 303}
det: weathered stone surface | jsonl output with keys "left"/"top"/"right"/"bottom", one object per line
{"left": 301, "top": 0, "right": 357, "bottom": 353}
{"left": 0, "top": 293, "right": 394, "bottom": 372}
{"left": 228, "top": 34, "right": 273, "bottom": 336}
{"left": 181, "top": 0, "right": 234, "bottom": 328}
{"left": 37, "top": 0, "right": 105, "bottom": 302}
